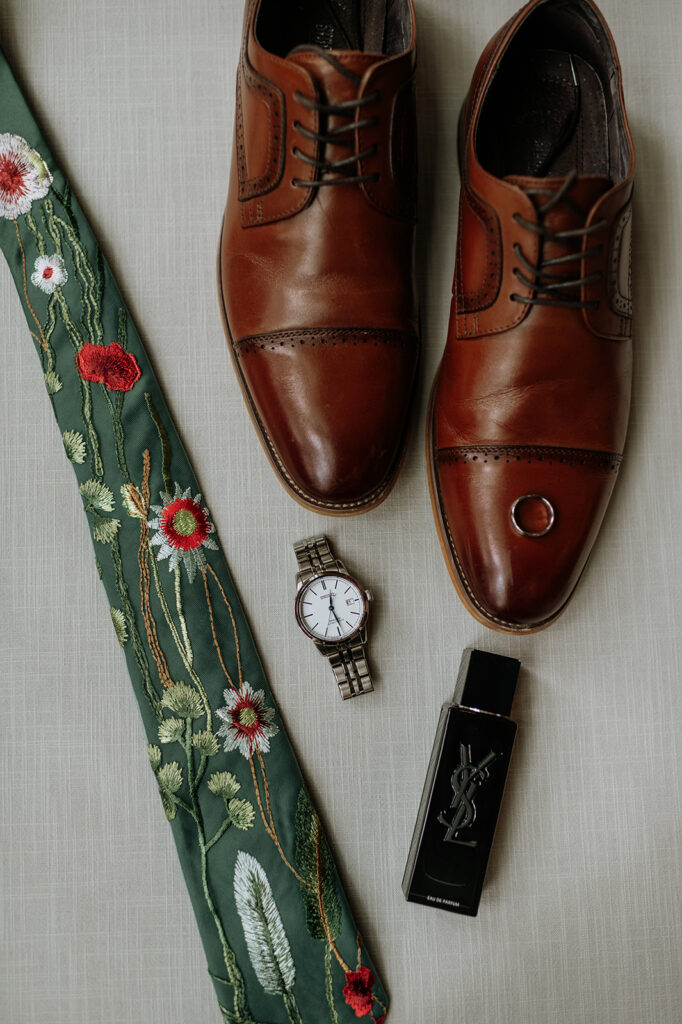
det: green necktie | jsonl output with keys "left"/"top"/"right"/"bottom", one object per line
{"left": 0, "top": 45, "right": 387, "bottom": 1024}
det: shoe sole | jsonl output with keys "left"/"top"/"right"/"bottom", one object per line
{"left": 426, "top": 366, "right": 576, "bottom": 635}
{"left": 216, "top": 223, "right": 415, "bottom": 517}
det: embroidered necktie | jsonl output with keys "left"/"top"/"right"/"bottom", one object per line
{"left": 0, "top": 45, "right": 388, "bottom": 1024}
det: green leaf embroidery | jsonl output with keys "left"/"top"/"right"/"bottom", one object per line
{"left": 160, "top": 789, "right": 177, "bottom": 821}
{"left": 120, "top": 481, "right": 147, "bottom": 518}
{"left": 80, "top": 477, "right": 115, "bottom": 511}
{"left": 44, "top": 370, "right": 62, "bottom": 394}
{"left": 208, "top": 771, "right": 241, "bottom": 800}
{"left": 91, "top": 512, "right": 121, "bottom": 544}
{"left": 158, "top": 717, "right": 185, "bottom": 744}
{"left": 294, "top": 788, "right": 341, "bottom": 942}
{"left": 161, "top": 682, "right": 204, "bottom": 719}
{"left": 233, "top": 852, "right": 295, "bottom": 996}
{"left": 157, "top": 761, "right": 183, "bottom": 794}
{"left": 147, "top": 744, "right": 162, "bottom": 772}
{"left": 63, "top": 428, "right": 86, "bottom": 463}
{"left": 193, "top": 729, "right": 220, "bottom": 757}
{"left": 228, "top": 798, "right": 255, "bottom": 831}
{"left": 110, "top": 606, "right": 128, "bottom": 646}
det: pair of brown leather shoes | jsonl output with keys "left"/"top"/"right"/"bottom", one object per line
{"left": 219, "top": 0, "right": 634, "bottom": 634}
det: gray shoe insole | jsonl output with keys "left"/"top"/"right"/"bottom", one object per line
{"left": 482, "top": 49, "right": 609, "bottom": 179}
{"left": 292, "top": 0, "right": 388, "bottom": 53}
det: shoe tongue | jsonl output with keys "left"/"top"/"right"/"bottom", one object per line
{"left": 287, "top": 48, "right": 380, "bottom": 98}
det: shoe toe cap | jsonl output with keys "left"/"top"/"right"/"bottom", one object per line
{"left": 236, "top": 328, "right": 419, "bottom": 510}
{"left": 433, "top": 447, "right": 622, "bottom": 630}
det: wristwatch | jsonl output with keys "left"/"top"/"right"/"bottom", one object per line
{"left": 293, "top": 535, "right": 374, "bottom": 700}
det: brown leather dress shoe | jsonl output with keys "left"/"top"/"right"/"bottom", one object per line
{"left": 429, "top": 0, "right": 634, "bottom": 633}
{"left": 219, "top": 0, "right": 419, "bottom": 515}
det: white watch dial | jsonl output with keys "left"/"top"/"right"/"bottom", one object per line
{"left": 298, "top": 574, "right": 366, "bottom": 642}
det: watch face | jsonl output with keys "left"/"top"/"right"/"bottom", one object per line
{"left": 296, "top": 573, "right": 367, "bottom": 642}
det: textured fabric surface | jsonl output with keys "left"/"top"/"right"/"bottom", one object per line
{"left": 1, "top": 2, "right": 680, "bottom": 1023}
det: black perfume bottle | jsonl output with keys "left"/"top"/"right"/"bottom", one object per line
{"left": 402, "top": 649, "right": 520, "bottom": 916}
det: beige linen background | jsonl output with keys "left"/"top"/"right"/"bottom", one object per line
{"left": 1, "top": 1, "right": 680, "bottom": 1022}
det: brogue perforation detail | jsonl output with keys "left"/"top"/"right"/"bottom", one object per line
{"left": 608, "top": 203, "right": 633, "bottom": 321}
{"left": 437, "top": 445, "right": 623, "bottom": 474}
{"left": 455, "top": 186, "right": 502, "bottom": 312}
{"left": 234, "top": 326, "right": 417, "bottom": 356}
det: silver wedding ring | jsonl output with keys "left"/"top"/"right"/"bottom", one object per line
{"left": 510, "top": 494, "right": 555, "bottom": 537}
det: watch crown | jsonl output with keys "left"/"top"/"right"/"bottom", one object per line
{"left": 366, "top": 589, "right": 373, "bottom": 602}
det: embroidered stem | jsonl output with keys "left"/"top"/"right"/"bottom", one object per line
{"left": 42, "top": 293, "right": 58, "bottom": 372}
{"left": 50, "top": 282, "right": 103, "bottom": 479}
{"left": 83, "top": 381, "right": 103, "bottom": 477}
{"left": 249, "top": 754, "right": 311, "bottom": 888}
{"left": 282, "top": 990, "right": 304, "bottom": 1024}
{"left": 172, "top": 794, "right": 198, "bottom": 821}
{"left": 110, "top": 537, "right": 162, "bottom": 718}
{"left": 13, "top": 218, "right": 49, "bottom": 354}
{"left": 194, "top": 753, "right": 208, "bottom": 794}
{"left": 25, "top": 210, "right": 46, "bottom": 256}
{"left": 316, "top": 823, "right": 349, "bottom": 971}
{"left": 100, "top": 385, "right": 130, "bottom": 482}
{"left": 325, "top": 943, "right": 340, "bottom": 1024}
{"left": 148, "top": 545, "right": 212, "bottom": 727}
{"left": 23, "top": 211, "right": 57, "bottom": 373}
{"left": 117, "top": 307, "right": 128, "bottom": 349}
{"left": 138, "top": 451, "right": 174, "bottom": 689}
{"left": 174, "top": 567, "right": 194, "bottom": 666}
{"left": 46, "top": 201, "right": 103, "bottom": 345}
{"left": 206, "top": 563, "right": 244, "bottom": 689}
{"left": 182, "top": 719, "right": 258, "bottom": 1024}
{"left": 201, "top": 564, "right": 237, "bottom": 691}
{"left": 249, "top": 754, "right": 277, "bottom": 843}
{"left": 205, "top": 816, "right": 233, "bottom": 853}
{"left": 145, "top": 392, "right": 172, "bottom": 493}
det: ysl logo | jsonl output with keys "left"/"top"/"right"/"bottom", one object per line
{"left": 438, "top": 744, "right": 499, "bottom": 846}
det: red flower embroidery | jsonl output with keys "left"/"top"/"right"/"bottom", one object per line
{"left": 76, "top": 341, "right": 141, "bottom": 392}
{"left": 343, "top": 967, "right": 376, "bottom": 1018}
{"left": 215, "top": 682, "right": 279, "bottom": 759}
{"left": 160, "top": 496, "right": 211, "bottom": 552}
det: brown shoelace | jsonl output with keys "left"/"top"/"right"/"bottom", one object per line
{"left": 510, "top": 171, "right": 608, "bottom": 310}
{"left": 290, "top": 46, "right": 380, "bottom": 189}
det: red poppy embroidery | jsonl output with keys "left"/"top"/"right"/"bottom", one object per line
{"left": 343, "top": 967, "right": 376, "bottom": 1018}
{"left": 76, "top": 341, "right": 141, "bottom": 391}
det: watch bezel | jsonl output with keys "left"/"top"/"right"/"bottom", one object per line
{"left": 294, "top": 570, "right": 369, "bottom": 643}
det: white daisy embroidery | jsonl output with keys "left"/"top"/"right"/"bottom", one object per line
{"left": 216, "top": 683, "right": 279, "bottom": 759}
{"left": 31, "top": 253, "right": 68, "bottom": 294}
